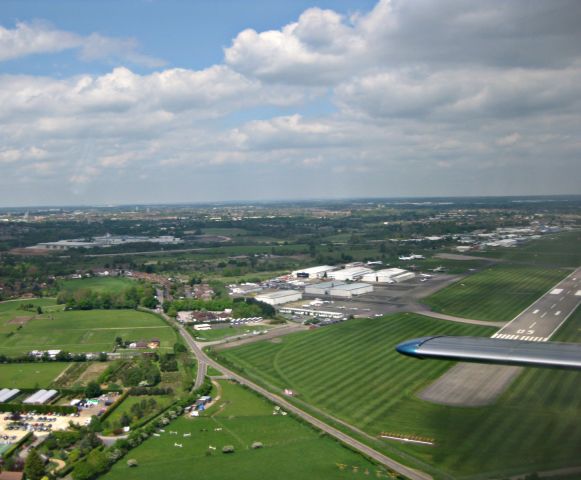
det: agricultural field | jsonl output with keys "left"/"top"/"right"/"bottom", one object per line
{"left": 217, "top": 312, "right": 581, "bottom": 478}
{"left": 0, "top": 309, "right": 176, "bottom": 355}
{"left": 474, "top": 231, "right": 581, "bottom": 267}
{"left": 58, "top": 277, "right": 137, "bottom": 294}
{"left": 424, "top": 265, "right": 568, "bottom": 321}
{"left": 0, "top": 298, "right": 61, "bottom": 333}
{"left": 103, "top": 380, "right": 382, "bottom": 480}
{"left": 0, "top": 362, "right": 71, "bottom": 388}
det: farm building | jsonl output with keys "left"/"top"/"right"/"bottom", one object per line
{"left": 0, "top": 388, "right": 19, "bottom": 402}
{"left": 327, "top": 267, "right": 373, "bottom": 281}
{"left": 256, "top": 290, "right": 302, "bottom": 306}
{"left": 361, "top": 268, "right": 408, "bottom": 283}
{"left": 291, "top": 265, "right": 337, "bottom": 279}
{"left": 23, "top": 389, "right": 57, "bottom": 405}
{"left": 328, "top": 283, "right": 373, "bottom": 298}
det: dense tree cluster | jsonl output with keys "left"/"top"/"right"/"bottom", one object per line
{"left": 117, "top": 357, "right": 161, "bottom": 387}
{"left": 57, "top": 284, "right": 157, "bottom": 310}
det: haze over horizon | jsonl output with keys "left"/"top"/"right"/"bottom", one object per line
{"left": 1, "top": 0, "right": 580, "bottom": 207}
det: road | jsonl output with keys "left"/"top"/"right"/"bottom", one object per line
{"left": 176, "top": 323, "right": 207, "bottom": 390}
{"left": 175, "top": 324, "right": 432, "bottom": 480}
{"left": 492, "top": 267, "right": 581, "bottom": 342}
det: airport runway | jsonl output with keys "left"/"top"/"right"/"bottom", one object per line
{"left": 420, "top": 267, "right": 581, "bottom": 406}
{"left": 491, "top": 267, "right": 581, "bottom": 342}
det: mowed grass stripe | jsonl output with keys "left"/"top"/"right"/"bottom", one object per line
{"left": 220, "top": 308, "right": 581, "bottom": 478}
{"left": 222, "top": 314, "right": 493, "bottom": 436}
{"left": 425, "top": 265, "right": 568, "bottom": 321}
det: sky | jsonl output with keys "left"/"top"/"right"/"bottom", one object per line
{"left": 1, "top": 0, "right": 580, "bottom": 207}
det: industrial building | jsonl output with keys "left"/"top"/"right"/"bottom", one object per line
{"left": 23, "top": 389, "right": 58, "bottom": 405}
{"left": 256, "top": 290, "right": 302, "bottom": 306}
{"left": 279, "top": 306, "right": 344, "bottom": 319}
{"left": 361, "top": 268, "right": 407, "bottom": 283}
{"left": 0, "top": 388, "right": 19, "bottom": 402}
{"left": 305, "top": 281, "right": 345, "bottom": 296}
{"left": 305, "top": 281, "right": 373, "bottom": 298}
{"left": 291, "top": 265, "right": 337, "bottom": 279}
{"left": 360, "top": 268, "right": 415, "bottom": 283}
{"left": 327, "top": 266, "right": 373, "bottom": 281}
{"left": 392, "top": 271, "right": 416, "bottom": 282}
{"left": 328, "top": 282, "right": 373, "bottom": 298}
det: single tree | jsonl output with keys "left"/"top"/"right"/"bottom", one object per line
{"left": 85, "top": 381, "right": 102, "bottom": 398}
{"left": 24, "top": 449, "right": 45, "bottom": 480}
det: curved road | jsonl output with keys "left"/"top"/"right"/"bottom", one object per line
{"left": 176, "top": 323, "right": 431, "bottom": 480}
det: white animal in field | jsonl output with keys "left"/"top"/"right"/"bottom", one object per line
{"left": 170, "top": 431, "right": 178, "bottom": 435}
{"left": 208, "top": 445, "right": 216, "bottom": 450}
{"left": 153, "top": 433, "right": 160, "bottom": 437}
{"left": 174, "top": 443, "right": 183, "bottom": 448}
{"left": 214, "top": 428, "right": 222, "bottom": 432}
{"left": 183, "top": 433, "right": 191, "bottom": 437}
{"left": 159, "top": 429, "right": 165, "bottom": 433}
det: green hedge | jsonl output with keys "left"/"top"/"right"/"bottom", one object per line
{"left": 0, "top": 403, "right": 76, "bottom": 414}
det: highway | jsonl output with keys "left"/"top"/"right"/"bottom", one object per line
{"left": 492, "top": 267, "right": 581, "bottom": 342}
{"left": 175, "top": 323, "right": 432, "bottom": 480}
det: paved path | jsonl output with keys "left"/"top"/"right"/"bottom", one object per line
{"left": 176, "top": 322, "right": 432, "bottom": 480}
{"left": 410, "top": 307, "right": 505, "bottom": 327}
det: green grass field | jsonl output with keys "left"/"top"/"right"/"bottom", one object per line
{"left": 474, "top": 231, "right": 581, "bottom": 267}
{"left": 424, "top": 265, "right": 568, "bottom": 321}
{"left": 218, "top": 314, "right": 495, "bottom": 437}
{"left": 105, "top": 395, "right": 175, "bottom": 430}
{"left": 58, "top": 277, "right": 136, "bottom": 294}
{"left": 0, "top": 362, "right": 71, "bottom": 388}
{"left": 191, "top": 325, "right": 272, "bottom": 342}
{"left": 0, "top": 298, "right": 60, "bottom": 332}
{"left": 0, "top": 309, "right": 176, "bottom": 355}
{"left": 103, "top": 380, "right": 381, "bottom": 480}
{"left": 218, "top": 311, "right": 581, "bottom": 478}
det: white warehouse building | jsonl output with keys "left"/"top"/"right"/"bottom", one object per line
{"left": 362, "top": 268, "right": 407, "bottom": 283}
{"left": 305, "top": 281, "right": 373, "bottom": 297}
{"left": 392, "top": 271, "right": 416, "bottom": 283}
{"left": 291, "top": 265, "right": 337, "bottom": 279}
{"left": 327, "top": 266, "right": 373, "bottom": 282}
{"left": 256, "top": 290, "right": 302, "bottom": 306}
{"left": 305, "top": 281, "right": 344, "bottom": 296}
{"left": 329, "top": 283, "right": 373, "bottom": 298}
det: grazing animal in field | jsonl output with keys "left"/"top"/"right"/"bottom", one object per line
{"left": 174, "top": 443, "right": 183, "bottom": 448}
{"left": 208, "top": 445, "right": 216, "bottom": 450}
{"left": 170, "top": 431, "right": 178, "bottom": 435}
{"left": 159, "top": 429, "right": 165, "bottom": 433}
{"left": 183, "top": 433, "right": 191, "bottom": 437}
{"left": 153, "top": 433, "right": 160, "bottom": 437}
